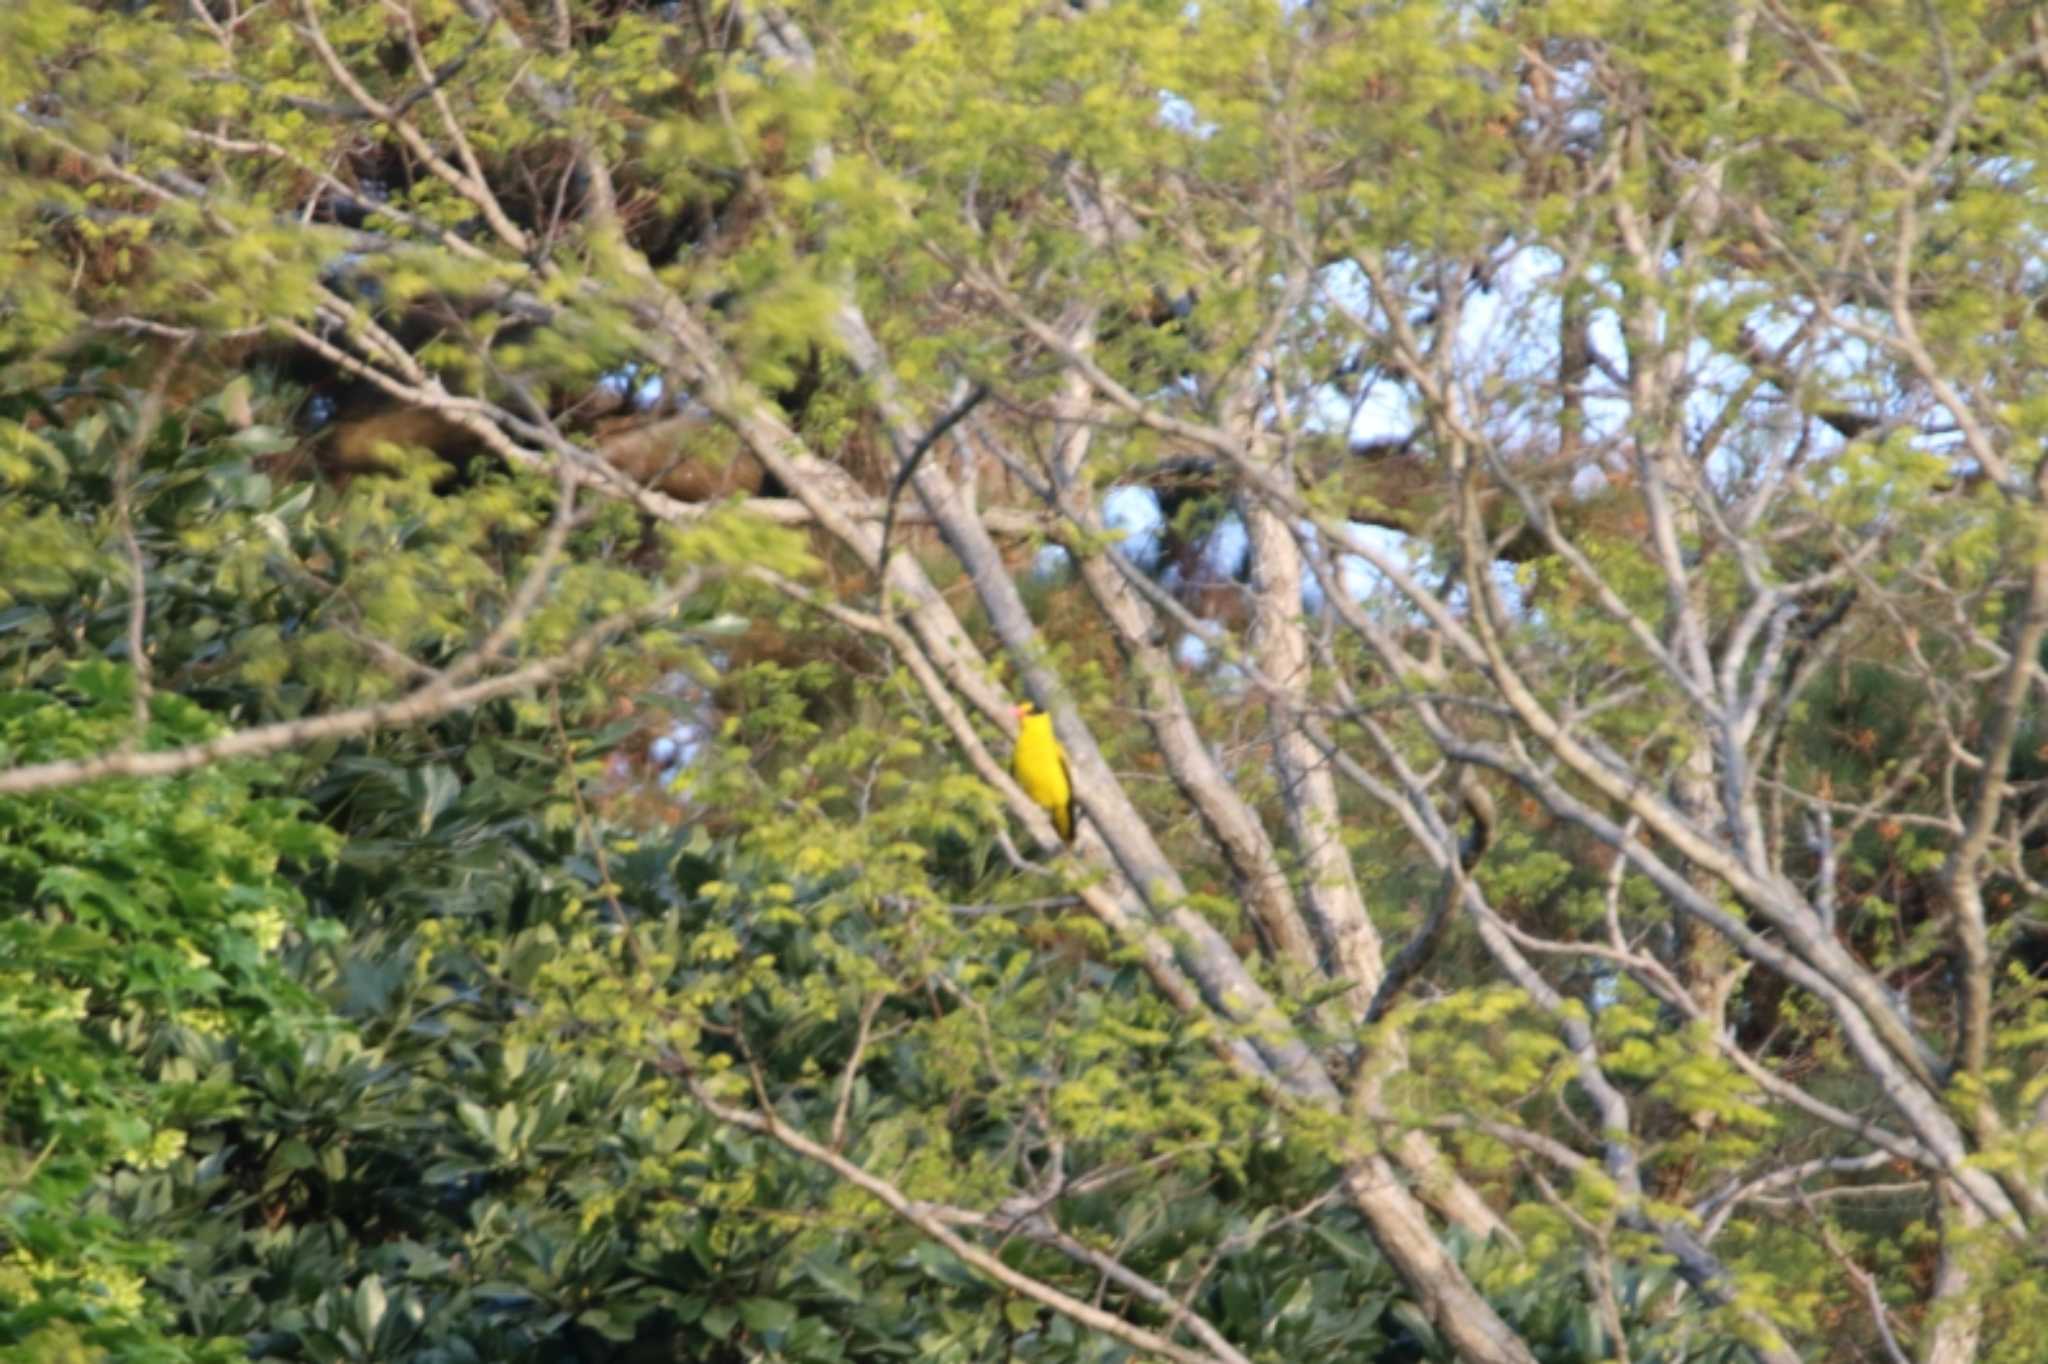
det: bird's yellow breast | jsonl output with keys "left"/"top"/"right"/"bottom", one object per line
{"left": 1012, "top": 711, "right": 1075, "bottom": 842}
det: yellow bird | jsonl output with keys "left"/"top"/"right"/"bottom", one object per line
{"left": 1011, "top": 700, "right": 1076, "bottom": 843}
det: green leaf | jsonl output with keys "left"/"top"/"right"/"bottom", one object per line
{"left": 353, "top": 1275, "right": 387, "bottom": 1344}
{"left": 804, "top": 1254, "right": 864, "bottom": 1301}
{"left": 739, "top": 1297, "right": 797, "bottom": 1335}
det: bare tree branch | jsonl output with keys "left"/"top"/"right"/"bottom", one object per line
{"left": 0, "top": 574, "right": 703, "bottom": 797}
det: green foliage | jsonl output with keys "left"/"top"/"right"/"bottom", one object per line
{"left": 9, "top": 0, "right": 2048, "bottom": 1361}
{"left": 0, "top": 670, "right": 335, "bottom": 1363}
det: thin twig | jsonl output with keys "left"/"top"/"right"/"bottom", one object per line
{"left": 677, "top": 1064, "right": 1251, "bottom": 1364}
{"left": 873, "top": 381, "right": 991, "bottom": 593}
{"left": 830, "top": 991, "right": 886, "bottom": 1152}
{"left": 111, "top": 336, "right": 192, "bottom": 745}
{"left": 0, "top": 574, "right": 703, "bottom": 797}
{"left": 1794, "top": 1188, "right": 1913, "bottom": 1364}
